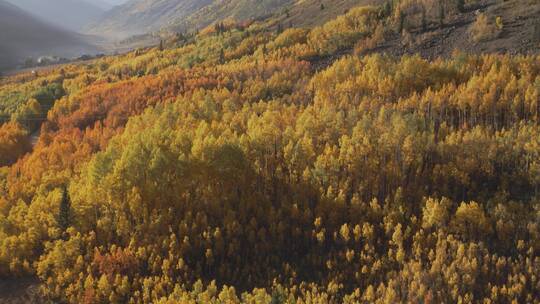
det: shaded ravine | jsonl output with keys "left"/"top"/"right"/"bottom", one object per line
{"left": 0, "top": 277, "right": 42, "bottom": 304}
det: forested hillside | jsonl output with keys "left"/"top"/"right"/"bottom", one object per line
{"left": 1, "top": 0, "right": 540, "bottom": 303}
{"left": 87, "top": 0, "right": 380, "bottom": 39}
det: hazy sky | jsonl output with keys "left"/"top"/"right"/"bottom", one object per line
{"left": 101, "top": 0, "right": 129, "bottom": 5}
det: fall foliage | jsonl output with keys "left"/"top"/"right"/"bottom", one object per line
{"left": 1, "top": 1, "right": 540, "bottom": 303}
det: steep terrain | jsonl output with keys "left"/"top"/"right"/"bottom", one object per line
{"left": 168, "top": 0, "right": 294, "bottom": 33}
{"left": 376, "top": 0, "right": 540, "bottom": 59}
{"left": 87, "top": 0, "right": 214, "bottom": 39}
{"left": 88, "top": 0, "right": 381, "bottom": 39}
{"left": 4, "top": 0, "right": 106, "bottom": 31}
{"left": 1, "top": 1, "right": 540, "bottom": 303}
{"left": 0, "top": 1, "right": 101, "bottom": 71}
{"left": 278, "top": 0, "right": 383, "bottom": 28}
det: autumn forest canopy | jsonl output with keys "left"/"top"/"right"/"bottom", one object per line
{"left": 1, "top": 0, "right": 540, "bottom": 303}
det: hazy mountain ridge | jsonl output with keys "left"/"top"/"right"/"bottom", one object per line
{"left": 4, "top": 0, "right": 106, "bottom": 31}
{"left": 0, "top": 0, "right": 101, "bottom": 71}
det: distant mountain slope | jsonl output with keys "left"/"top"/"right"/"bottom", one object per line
{"left": 4, "top": 0, "right": 105, "bottom": 30}
{"left": 88, "top": 0, "right": 380, "bottom": 40}
{"left": 0, "top": 0, "right": 100, "bottom": 71}
{"left": 170, "top": 0, "right": 293, "bottom": 32}
{"left": 279, "top": 0, "right": 383, "bottom": 28}
{"left": 87, "top": 0, "right": 214, "bottom": 39}
{"left": 96, "top": 0, "right": 130, "bottom": 9}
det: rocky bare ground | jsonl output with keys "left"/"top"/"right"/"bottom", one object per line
{"left": 378, "top": 0, "right": 540, "bottom": 59}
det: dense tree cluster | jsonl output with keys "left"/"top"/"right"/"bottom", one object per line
{"left": 0, "top": 122, "right": 31, "bottom": 167}
{"left": 0, "top": 1, "right": 539, "bottom": 303}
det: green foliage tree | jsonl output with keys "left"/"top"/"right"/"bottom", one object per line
{"left": 456, "top": 0, "right": 465, "bottom": 13}
{"left": 58, "top": 186, "right": 71, "bottom": 233}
